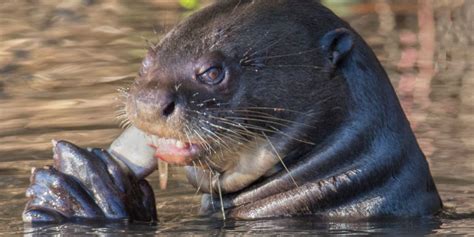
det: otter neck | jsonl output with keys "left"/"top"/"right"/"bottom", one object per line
{"left": 340, "top": 38, "right": 411, "bottom": 132}
{"left": 216, "top": 38, "right": 426, "bottom": 208}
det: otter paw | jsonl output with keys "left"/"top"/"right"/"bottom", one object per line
{"left": 23, "top": 166, "right": 105, "bottom": 222}
{"left": 23, "top": 140, "right": 157, "bottom": 223}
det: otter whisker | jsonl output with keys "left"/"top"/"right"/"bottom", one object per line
{"left": 187, "top": 106, "right": 316, "bottom": 146}
{"left": 186, "top": 109, "right": 259, "bottom": 138}
{"left": 184, "top": 124, "right": 195, "bottom": 148}
{"left": 116, "top": 87, "right": 130, "bottom": 98}
{"left": 208, "top": 169, "right": 215, "bottom": 211}
{"left": 191, "top": 128, "right": 211, "bottom": 154}
{"left": 231, "top": 0, "right": 243, "bottom": 14}
{"left": 203, "top": 160, "right": 215, "bottom": 176}
{"left": 196, "top": 158, "right": 204, "bottom": 170}
{"left": 193, "top": 129, "right": 217, "bottom": 155}
{"left": 246, "top": 63, "right": 324, "bottom": 70}
{"left": 208, "top": 106, "right": 318, "bottom": 116}
{"left": 212, "top": 129, "right": 255, "bottom": 152}
{"left": 120, "top": 121, "right": 127, "bottom": 129}
{"left": 192, "top": 161, "right": 205, "bottom": 195}
{"left": 233, "top": 122, "right": 315, "bottom": 145}
{"left": 112, "top": 102, "right": 127, "bottom": 110}
{"left": 215, "top": 173, "right": 226, "bottom": 220}
{"left": 236, "top": 106, "right": 314, "bottom": 115}
{"left": 240, "top": 30, "right": 271, "bottom": 64}
{"left": 266, "top": 124, "right": 315, "bottom": 145}
{"left": 223, "top": 116, "right": 307, "bottom": 130}
{"left": 117, "top": 115, "right": 132, "bottom": 129}
{"left": 114, "top": 112, "right": 127, "bottom": 121}
{"left": 201, "top": 98, "right": 217, "bottom": 104}
{"left": 209, "top": 117, "right": 271, "bottom": 136}
{"left": 200, "top": 119, "right": 250, "bottom": 144}
{"left": 224, "top": 112, "right": 317, "bottom": 128}
{"left": 198, "top": 133, "right": 215, "bottom": 154}
{"left": 245, "top": 31, "right": 292, "bottom": 60}
{"left": 116, "top": 117, "right": 128, "bottom": 126}
{"left": 198, "top": 122, "right": 229, "bottom": 160}
{"left": 199, "top": 123, "right": 233, "bottom": 153}
{"left": 123, "top": 120, "right": 132, "bottom": 129}
{"left": 262, "top": 132, "right": 298, "bottom": 189}
{"left": 206, "top": 122, "right": 254, "bottom": 145}
{"left": 203, "top": 108, "right": 313, "bottom": 128}
{"left": 243, "top": 47, "right": 322, "bottom": 64}
{"left": 114, "top": 110, "right": 127, "bottom": 116}
{"left": 114, "top": 86, "right": 133, "bottom": 130}
{"left": 206, "top": 114, "right": 256, "bottom": 133}
{"left": 197, "top": 161, "right": 222, "bottom": 215}
{"left": 201, "top": 157, "right": 222, "bottom": 178}
{"left": 197, "top": 128, "right": 224, "bottom": 157}
{"left": 209, "top": 119, "right": 260, "bottom": 139}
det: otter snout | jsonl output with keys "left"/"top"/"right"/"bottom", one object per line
{"left": 126, "top": 86, "right": 187, "bottom": 139}
{"left": 129, "top": 88, "right": 176, "bottom": 122}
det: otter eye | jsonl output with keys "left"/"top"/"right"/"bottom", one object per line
{"left": 197, "top": 66, "right": 225, "bottom": 85}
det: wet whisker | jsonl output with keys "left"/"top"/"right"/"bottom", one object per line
{"left": 215, "top": 173, "right": 226, "bottom": 220}
{"left": 245, "top": 63, "right": 324, "bottom": 70}
{"left": 243, "top": 47, "right": 322, "bottom": 64}
{"left": 262, "top": 132, "right": 298, "bottom": 189}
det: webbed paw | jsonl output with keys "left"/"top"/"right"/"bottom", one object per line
{"left": 23, "top": 141, "right": 157, "bottom": 223}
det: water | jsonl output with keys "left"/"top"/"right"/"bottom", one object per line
{"left": 1, "top": 0, "right": 473, "bottom": 235}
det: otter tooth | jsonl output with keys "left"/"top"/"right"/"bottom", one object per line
{"left": 176, "top": 140, "right": 185, "bottom": 149}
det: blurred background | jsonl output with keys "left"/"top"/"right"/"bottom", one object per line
{"left": 0, "top": 0, "right": 473, "bottom": 235}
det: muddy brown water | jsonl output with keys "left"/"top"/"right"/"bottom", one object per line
{"left": 1, "top": 0, "right": 473, "bottom": 235}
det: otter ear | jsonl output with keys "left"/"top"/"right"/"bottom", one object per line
{"left": 321, "top": 28, "right": 354, "bottom": 65}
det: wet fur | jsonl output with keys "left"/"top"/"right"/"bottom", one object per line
{"left": 125, "top": 0, "right": 442, "bottom": 219}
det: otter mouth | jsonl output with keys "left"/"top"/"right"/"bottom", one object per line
{"left": 148, "top": 135, "right": 201, "bottom": 166}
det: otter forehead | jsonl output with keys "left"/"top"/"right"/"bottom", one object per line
{"left": 153, "top": 0, "right": 332, "bottom": 67}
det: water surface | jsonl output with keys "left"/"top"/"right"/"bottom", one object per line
{"left": 1, "top": 0, "right": 473, "bottom": 235}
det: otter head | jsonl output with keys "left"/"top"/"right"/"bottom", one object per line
{"left": 125, "top": 0, "right": 354, "bottom": 193}
{"left": 126, "top": 45, "right": 242, "bottom": 168}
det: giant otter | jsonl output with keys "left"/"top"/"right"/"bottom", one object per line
{"left": 23, "top": 0, "right": 442, "bottom": 222}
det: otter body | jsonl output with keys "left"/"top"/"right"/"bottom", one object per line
{"left": 23, "top": 0, "right": 441, "bottom": 222}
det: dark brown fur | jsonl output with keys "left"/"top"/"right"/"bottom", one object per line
{"left": 126, "top": 0, "right": 442, "bottom": 220}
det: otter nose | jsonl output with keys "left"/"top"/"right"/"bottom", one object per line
{"left": 162, "top": 100, "right": 175, "bottom": 117}
{"left": 134, "top": 89, "right": 176, "bottom": 119}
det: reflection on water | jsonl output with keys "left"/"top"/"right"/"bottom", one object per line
{"left": 0, "top": 0, "right": 473, "bottom": 235}
{"left": 22, "top": 216, "right": 444, "bottom": 236}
